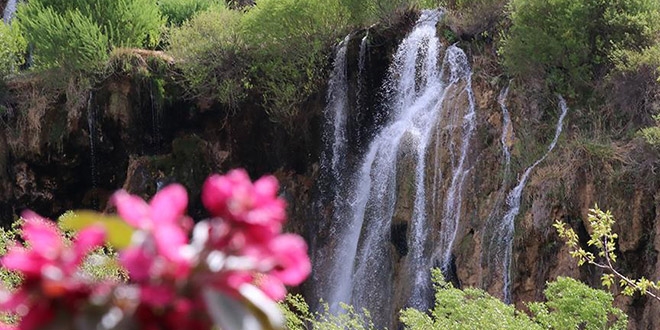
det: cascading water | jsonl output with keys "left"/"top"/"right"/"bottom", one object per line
{"left": 313, "top": 34, "right": 352, "bottom": 312}
{"left": 316, "top": 10, "right": 479, "bottom": 325}
{"left": 87, "top": 92, "right": 98, "bottom": 193}
{"left": 497, "top": 95, "right": 568, "bottom": 303}
{"left": 481, "top": 86, "right": 513, "bottom": 289}
{"left": 150, "top": 80, "right": 161, "bottom": 148}
{"left": 322, "top": 35, "right": 351, "bottom": 195}
{"left": 3, "top": 0, "right": 17, "bottom": 24}
{"left": 433, "top": 46, "right": 477, "bottom": 276}
{"left": 356, "top": 32, "right": 368, "bottom": 111}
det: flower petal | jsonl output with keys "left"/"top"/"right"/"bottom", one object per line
{"left": 150, "top": 184, "right": 188, "bottom": 226}
{"left": 21, "top": 212, "right": 62, "bottom": 255}
{"left": 269, "top": 234, "right": 310, "bottom": 285}
{"left": 111, "top": 190, "right": 151, "bottom": 228}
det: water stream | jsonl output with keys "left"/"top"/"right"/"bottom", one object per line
{"left": 498, "top": 95, "right": 568, "bottom": 303}
{"left": 87, "top": 92, "right": 98, "bottom": 194}
{"left": 318, "top": 10, "right": 480, "bottom": 322}
{"left": 3, "top": 0, "right": 17, "bottom": 24}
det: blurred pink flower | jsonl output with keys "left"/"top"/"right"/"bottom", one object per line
{"left": 0, "top": 211, "right": 106, "bottom": 330}
{"left": 111, "top": 184, "right": 192, "bottom": 269}
{"left": 202, "top": 169, "right": 286, "bottom": 226}
{"left": 2, "top": 211, "right": 105, "bottom": 280}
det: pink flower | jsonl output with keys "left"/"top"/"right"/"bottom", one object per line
{"left": 202, "top": 170, "right": 286, "bottom": 227}
{"left": 2, "top": 211, "right": 105, "bottom": 280}
{"left": 251, "top": 234, "right": 311, "bottom": 300}
{"left": 0, "top": 212, "right": 106, "bottom": 330}
{"left": 111, "top": 184, "right": 191, "bottom": 266}
{"left": 267, "top": 234, "right": 311, "bottom": 286}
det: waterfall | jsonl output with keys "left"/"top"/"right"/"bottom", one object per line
{"left": 356, "top": 32, "right": 368, "bottom": 111}
{"left": 498, "top": 95, "right": 568, "bottom": 303}
{"left": 481, "top": 86, "right": 513, "bottom": 289}
{"left": 321, "top": 35, "right": 351, "bottom": 194}
{"left": 434, "top": 47, "right": 477, "bottom": 275}
{"left": 317, "top": 9, "right": 479, "bottom": 324}
{"left": 150, "top": 80, "right": 161, "bottom": 148}
{"left": 87, "top": 92, "right": 98, "bottom": 192}
{"left": 3, "top": 0, "right": 17, "bottom": 24}
{"left": 313, "top": 34, "right": 352, "bottom": 312}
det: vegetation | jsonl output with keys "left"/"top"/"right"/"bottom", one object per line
{"left": 281, "top": 268, "right": 627, "bottom": 329}
{"left": 281, "top": 294, "right": 377, "bottom": 330}
{"left": 158, "top": 0, "right": 222, "bottom": 26}
{"left": 0, "top": 23, "right": 26, "bottom": 78}
{"left": 500, "top": 0, "right": 660, "bottom": 96}
{"left": 16, "top": 0, "right": 163, "bottom": 70}
{"left": 167, "top": 5, "right": 247, "bottom": 106}
{"left": 401, "top": 269, "right": 626, "bottom": 330}
{"left": 556, "top": 206, "right": 660, "bottom": 301}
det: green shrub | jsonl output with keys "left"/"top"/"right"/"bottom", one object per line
{"left": 528, "top": 277, "right": 628, "bottom": 330}
{"left": 281, "top": 294, "right": 377, "bottom": 330}
{"left": 401, "top": 269, "right": 542, "bottom": 330}
{"left": 16, "top": 0, "right": 163, "bottom": 71}
{"left": 167, "top": 5, "right": 247, "bottom": 107}
{"left": 240, "top": 0, "right": 349, "bottom": 121}
{"left": 0, "top": 23, "right": 26, "bottom": 77}
{"left": 401, "top": 269, "right": 627, "bottom": 330}
{"left": 17, "top": 3, "right": 109, "bottom": 70}
{"left": 158, "top": 0, "right": 221, "bottom": 26}
{"left": 501, "top": 0, "right": 660, "bottom": 96}
{"left": 438, "top": 0, "right": 507, "bottom": 39}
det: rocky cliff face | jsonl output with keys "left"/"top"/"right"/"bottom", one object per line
{"left": 1, "top": 13, "right": 659, "bottom": 329}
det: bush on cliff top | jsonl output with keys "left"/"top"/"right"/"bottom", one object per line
{"left": 16, "top": 0, "right": 163, "bottom": 71}
{"left": 501, "top": 0, "right": 660, "bottom": 97}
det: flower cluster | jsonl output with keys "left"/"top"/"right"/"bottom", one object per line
{"left": 0, "top": 169, "right": 311, "bottom": 330}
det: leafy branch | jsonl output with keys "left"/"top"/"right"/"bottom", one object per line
{"left": 554, "top": 205, "right": 660, "bottom": 301}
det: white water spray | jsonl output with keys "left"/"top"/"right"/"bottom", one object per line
{"left": 3, "top": 0, "right": 17, "bottom": 24}
{"left": 499, "top": 95, "right": 568, "bottom": 303}
{"left": 435, "top": 47, "right": 477, "bottom": 274}
{"left": 321, "top": 10, "right": 479, "bottom": 322}
{"left": 87, "top": 92, "right": 98, "bottom": 191}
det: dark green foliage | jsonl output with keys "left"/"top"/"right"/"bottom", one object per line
{"left": 0, "top": 23, "right": 27, "bottom": 77}
{"left": 239, "top": 0, "right": 349, "bottom": 121}
{"left": 158, "top": 0, "right": 222, "bottom": 26}
{"left": 501, "top": 0, "right": 660, "bottom": 96}
{"left": 167, "top": 5, "right": 247, "bottom": 107}
{"left": 16, "top": 0, "right": 163, "bottom": 71}
{"left": 17, "top": 3, "right": 108, "bottom": 70}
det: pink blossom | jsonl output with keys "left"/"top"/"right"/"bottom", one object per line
{"left": 2, "top": 211, "right": 105, "bottom": 279}
{"left": 0, "top": 211, "right": 106, "bottom": 330}
{"left": 202, "top": 170, "right": 286, "bottom": 227}
{"left": 111, "top": 184, "right": 191, "bottom": 268}
{"left": 267, "top": 234, "right": 311, "bottom": 286}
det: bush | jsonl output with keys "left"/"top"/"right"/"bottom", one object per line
{"left": 438, "top": 0, "right": 507, "bottom": 39}
{"left": 281, "top": 294, "right": 377, "bottom": 330}
{"left": 16, "top": 0, "right": 163, "bottom": 71}
{"left": 158, "top": 0, "right": 221, "bottom": 26}
{"left": 401, "top": 269, "right": 627, "bottom": 330}
{"left": 0, "top": 23, "right": 26, "bottom": 77}
{"left": 167, "top": 5, "right": 247, "bottom": 107}
{"left": 17, "top": 3, "right": 108, "bottom": 70}
{"left": 240, "top": 0, "right": 349, "bottom": 121}
{"left": 528, "top": 277, "right": 628, "bottom": 330}
{"left": 501, "top": 0, "right": 660, "bottom": 96}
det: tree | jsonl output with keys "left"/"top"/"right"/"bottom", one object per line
{"left": 500, "top": 0, "right": 660, "bottom": 96}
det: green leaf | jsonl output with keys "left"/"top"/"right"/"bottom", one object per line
{"left": 58, "top": 210, "right": 134, "bottom": 249}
